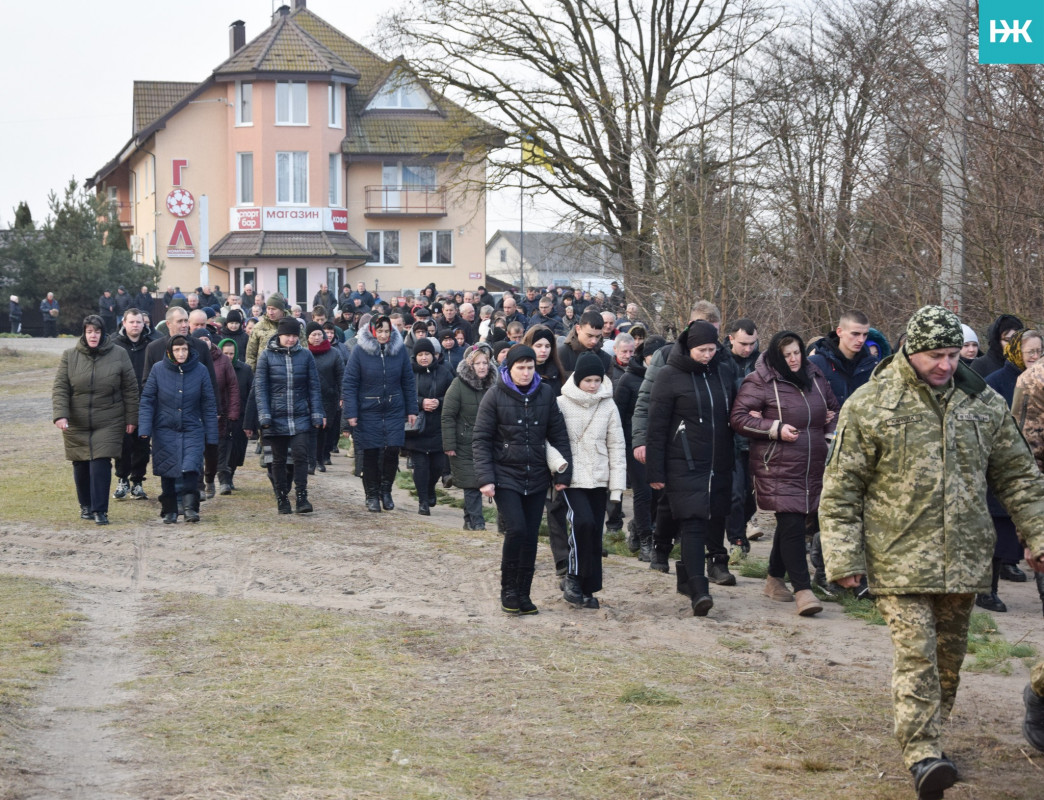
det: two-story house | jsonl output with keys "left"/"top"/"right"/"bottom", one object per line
{"left": 87, "top": 1, "right": 500, "bottom": 309}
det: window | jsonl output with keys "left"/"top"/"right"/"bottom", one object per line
{"left": 276, "top": 81, "right": 308, "bottom": 125}
{"left": 383, "top": 161, "right": 436, "bottom": 187}
{"left": 499, "top": 248, "right": 507, "bottom": 263}
{"left": 276, "top": 152, "right": 308, "bottom": 205}
{"left": 328, "top": 84, "right": 342, "bottom": 128}
{"left": 236, "top": 153, "right": 254, "bottom": 205}
{"left": 235, "top": 81, "right": 253, "bottom": 126}
{"left": 366, "top": 230, "right": 400, "bottom": 265}
{"left": 368, "top": 74, "right": 435, "bottom": 110}
{"left": 106, "top": 186, "right": 119, "bottom": 211}
{"left": 419, "top": 230, "right": 452, "bottom": 265}
{"left": 328, "top": 154, "right": 342, "bottom": 207}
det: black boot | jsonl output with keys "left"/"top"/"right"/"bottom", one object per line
{"left": 706, "top": 554, "right": 736, "bottom": 586}
{"left": 638, "top": 530, "right": 653, "bottom": 562}
{"left": 159, "top": 493, "right": 178, "bottom": 524}
{"left": 276, "top": 490, "right": 292, "bottom": 515}
{"left": 517, "top": 567, "right": 538, "bottom": 614}
{"left": 183, "top": 491, "right": 200, "bottom": 523}
{"left": 418, "top": 500, "right": 430, "bottom": 515}
{"left": 649, "top": 545, "right": 670, "bottom": 573}
{"left": 295, "top": 489, "right": 313, "bottom": 513}
{"left": 362, "top": 460, "right": 381, "bottom": 512}
{"left": 688, "top": 576, "right": 714, "bottom": 616}
{"left": 676, "top": 561, "right": 692, "bottom": 596}
{"left": 500, "top": 561, "right": 520, "bottom": 614}
{"left": 562, "top": 574, "right": 584, "bottom": 606}
{"left": 379, "top": 451, "right": 398, "bottom": 510}
{"left": 1024, "top": 684, "right": 1044, "bottom": 752}
{"left": 626, "top": 520, "right": 641, "bottom": 553}
{"left": 1036, "top": 571, "right": 1044, "bottom": 617}
{"left": 976, "top": 558, "right": 1007, "bottom": 612}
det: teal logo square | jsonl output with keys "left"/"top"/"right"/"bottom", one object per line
{"left": 979, "top": 1, "right": 1044, "bottom": 63}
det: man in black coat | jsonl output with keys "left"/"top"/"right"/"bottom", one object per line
{"left": 99, "top": 290, "right": 117, "bottom": 333}
{"left": 527, "top": 295, "right": 565, "bottom": 337}
{"left": 133, "top": 286, "right": 154, "bottom": 317}
{"left": 114, "top": 286, "right": 133, "bottom": 319}
{"left": 557, "top": 309, "right": 612, "bottom": 378}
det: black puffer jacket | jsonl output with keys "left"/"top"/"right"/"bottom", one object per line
{"left": 972, "top": 314, "right": 1023, "bottom": 378}
{"left": 410, "top": 358, "right": 454, "bottom": 453}
{"left": 255, "top": 337, "right": 323, "bottom": 436}
{"left": 645, "top": 331, "right": 735, "bottom": 520}
{"left": 613, "top": 359, "right": 646, "bottom": 447}
{"left": 473, "top": 367, "right": 573, "bottom": 495}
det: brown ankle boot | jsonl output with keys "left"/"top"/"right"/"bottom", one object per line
{"left": 794, "top": 589, "right": 823, "bottom": 616}
{"left": 763, "top": 576, "right": 793, "bottom": 602}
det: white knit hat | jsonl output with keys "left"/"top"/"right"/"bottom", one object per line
{"left": 961, "top": 324, "right": 978, "bottom": 346}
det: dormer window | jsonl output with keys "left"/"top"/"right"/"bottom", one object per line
{"left": 367, "top": 73, "right": 435, "bottom": 111}
{"left": 276, "top": 81, "right": 308, "bottom": 125}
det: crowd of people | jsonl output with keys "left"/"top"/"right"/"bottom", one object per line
{"left": 48, "top": 279, "right": 1044, "bottom": 798}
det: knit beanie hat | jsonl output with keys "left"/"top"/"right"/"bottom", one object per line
{"left": 413, "top": 337, "right": 436, "bottom": 357}
{"left": 529, "top": 327, "right": 555, "bottom": 347}
{"left": 573, "top": 351, "right": 605, "bottom": 385}
{"left": 226, "top": 308, "right": 244, "bottom": 324}
{"left": 904, "top": 306, "right": 964, "bottom": 354}
{"left": 305, "top": 321, "right": 323, "bottom": 338}
{"left": 276, "top": 317, "right": 300, "bottom": 338}
{"left": 492, "top": 340, "right": 513, "bottom": 360}
{"left": 686, "top": 320, "right": 719, "bottom": 348}
{"left": 505, "top": 344, "right": 536, "bottom": 368}
{"left": 267, "top": 292, "right": 286, "bottom": 309}
{"left": 438, "top": 328, "right": 456, "bottom": 342}
{"left": 961, "top": 324, "right": 978, "bottom": 346}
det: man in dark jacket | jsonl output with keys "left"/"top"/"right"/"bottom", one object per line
{"left": 971, "top": 313, "right": 1023, "bottom": 377}
{"left": 313, "top": 283, "right": 336, "bottom": 315}
{"left": 133, "top": 286, "right": 154, "bottom": 317}
{"left": 114, "top": 286, "right": 133, "bottom": 319}
{"left": 99, "top": 290, "right": 117, "bottom": 334}
{"left": 440, "top": 301, "right": 475, "bottom": 344}
{"left": 527, "top": 295, "right": 565, "bottom": 337}
{"left": 112, "top": 308, "right": 155, "bottom": 500}
{"left": 724, "top": 318, "right": 760, "bottom": 552}
{"left": 807, "top": 310, "right": 874, "bottom": 408}
{"left": 501, "top": 295, "right": 529, "bottom": 329}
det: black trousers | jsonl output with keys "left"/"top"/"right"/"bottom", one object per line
{"left": 547, "top": 488, "right": 569, "bottom": 568}
{"left": 725, "top": 449, "right": 756, "bottom": 544}
{"left": 412, "top": 451, "right": 446, "bottom": 504}
{"left": 269, "top": 432, "right": 310, "bottom": 493}
{"left": 769, "top": 511, "right": 812, "bottom": 592}
{"left": 72, "top": 458, "right": 111, "bottom": 513}
{"left": 627, "top": 449, "right": 654, "bottom": 533}
{"left": 162, "top": 470, "right": 199, "bottom": 500}
{"left": 564, "top": 487, "right": 607, "bottom": 595}
{"left": 497, "top": 488, "right": 547, "bottom": 569}
{"left": 677, "top": 516, "right": 727, "bottom": 579}
{"left": 115, "top": 431, "right": 151, "bottom": 483}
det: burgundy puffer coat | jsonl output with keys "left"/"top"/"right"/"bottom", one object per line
{"left": 730, "top": 355, "right": 839, "bottom": 514}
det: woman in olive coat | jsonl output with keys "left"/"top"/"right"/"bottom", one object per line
{"left": 52, "top": 315, "right": 139, "bottom": 524}
{"left": 442, "top": 343, "right": 496, "bottom": 530}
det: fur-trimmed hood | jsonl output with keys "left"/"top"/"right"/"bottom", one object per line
{"left": 457, "top": 357, "right": 496, "bottom": 391}
{"left": 355, "top": 324, "right": 405, "bottom": 357}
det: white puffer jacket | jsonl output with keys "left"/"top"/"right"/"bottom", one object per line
{"left": 554, "top": 376, "right": 627, "bottom": 498}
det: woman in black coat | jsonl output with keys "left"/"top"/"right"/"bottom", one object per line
{"left": 217, "top": 337, "right": 252, "bottom": 493}
{"left": 408, "top": 338, "right": 455, "bottom": 514}
{"left": 523, "top": 325, "right": 564, "bottom": 397}
{"left": 473, "top": 345, "right": 573, "bottom": 615}
{"left": 305, "top": 322, "right": 344, "bottom": 472}
{"left": 646, "top": 321, "right": 735, "bottom": 616}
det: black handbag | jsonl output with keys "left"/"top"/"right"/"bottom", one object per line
{"left": 404, "top": 414, "right": 426, "bottom": 436}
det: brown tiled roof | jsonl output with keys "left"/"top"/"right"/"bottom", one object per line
{"left": 133, "top": 81, "right": 198, "bottom": 134}
{"left": 291, "top": 9, "right": 503, "bottom": 155}
{"left": 212, "top": 12, "right": 358, "bottom": 80}
{"left": 210, "top": 231, "right": 371, "bottom": 260}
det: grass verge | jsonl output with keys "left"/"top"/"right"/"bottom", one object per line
{"left": 965, "top": 612, "right": 1038, "bottom": 674}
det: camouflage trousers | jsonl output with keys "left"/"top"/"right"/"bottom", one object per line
{"left": 875, "top": 593, "right": 976, "bottom": 768}
{"left": 1033, "top": 660, "right": 1044, "bottom": 697}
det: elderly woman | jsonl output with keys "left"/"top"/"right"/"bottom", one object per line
{"left": 342, "top": 314, "right": 417, "bottom": 512}
{"left": 409, "top": 337, "right": 454, "bottom": 514}
{"left": 730, "top": 330, "right": 839, "bottom": 617}
{"left": 53, "top": 315, "right": 139, "bottom": 524}
{"left": 138, "top": 335, "right": 219, "bottom": 523}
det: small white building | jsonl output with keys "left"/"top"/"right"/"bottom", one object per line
{"left": 485, "top": 230, "right": 622, "bottom": 294}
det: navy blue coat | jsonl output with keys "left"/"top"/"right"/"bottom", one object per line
{"left": 138, "top": 347, "right": 218, "bottom": 477}
{"left": 342, "top": 327, "right": 418, "bottom": 450}
{"left": 807, "top": 334, "right": 875, "bottom": 408}
{"left": 254, "top": 337, "right": 324, "bottom": 436}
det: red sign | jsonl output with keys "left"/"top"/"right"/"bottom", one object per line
{"left": 469, "top": 272, "right": 483, "bottom": 280}
{"left": 330, "top": 209, "right": 348, "bottom": 231}
{"left": 167, "top": 219, "right": 195, "bottom": 258}
{"left": 233, "top": 208, "right": 261, "bottom": 230}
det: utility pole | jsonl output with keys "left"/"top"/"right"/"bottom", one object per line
{"left": 940, "top": 0, "right": 968, "bottom": 315}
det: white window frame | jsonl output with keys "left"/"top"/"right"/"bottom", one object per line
{"left": 366, "top": 230, "right": 400, "bottom": 265}
{"left": 235, "top": 81, "right": 253, "bottom": 126}
{"left": 328, "top": 154, "right": 342, "bottom": 207}
{"left": 276, "top": 151, "right": 309, "bottom": 205}
{"left": 367, "top": 74, "right": 435, "bottom": 110}
{"left": 275, "top": 81, "right": 308, "bottom": 125}
{"left": 328, "top": 83, "right": 342, "bottom": 128}
{"left": 236, "top": 152, "right": 254, "bottom": 206}
{"left": 418, "top": 230, "right": 453, "bottom": 266}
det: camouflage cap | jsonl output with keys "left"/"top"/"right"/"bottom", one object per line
{"left": 905, "top": 305, "right": 964, "bottom": 354}
{"left": 266, "top": 292, "right": 285, "bottom": 309}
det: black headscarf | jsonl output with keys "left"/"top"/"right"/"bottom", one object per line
{"left": 80, "top": 314, "right": 107, "bottom": 355}
{"left": 766, "top": 330, "right": 812, "bottom": 390}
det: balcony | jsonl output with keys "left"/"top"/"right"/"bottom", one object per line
{"left": 364, "top": 185, "right": 447, "bottom": 217}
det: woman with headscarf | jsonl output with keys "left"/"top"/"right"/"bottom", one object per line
{"left": 443, "top": 343, "right": 497, "bottom": 530}
{"left": 980, "top": 329, "right": 1044, "bottom": 610}
{"left": 731, "top": 330, "right": 840, "bottom": 617}
{"left": 52, "top": 315, "right": 139, "bottom": 524}
{"left": 138, "top": 334, "right": 217, "bottom": 523}
{"left": 342, "top": 314, "right": 418, "bottom": 511}
{"left": 409, "top": 337, "right": 454, "bottom": 514}
{"left": 473, "top": 345, "right": 573, "bottom": 614}
{"left": 645, "top": 321, "right": 736, "bottom": 616}
{"left": 522, "top": 325, "right": 565, "bottom": 397}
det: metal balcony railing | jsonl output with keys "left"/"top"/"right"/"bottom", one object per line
{"left": 364, "top": 185, "right": 447, "bottom": 216}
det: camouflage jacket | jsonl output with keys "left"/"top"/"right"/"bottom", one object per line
{"left": 245, "top": 316, "right": 280, "bottom": 371}
{"left": 820, "top": 349, "right": 1044, "bottom": 594}
{"left": 1014, "top": 361, "right": 1044, "bottom": 471}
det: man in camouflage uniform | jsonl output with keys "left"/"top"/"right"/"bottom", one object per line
{"left": 245, "top": 293, "right": 287, "bottom": 371}
{"left": 820, "top": 305, "right": 1044, "bottom": 800}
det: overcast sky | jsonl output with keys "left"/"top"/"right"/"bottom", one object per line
{"left": 0, "top": 0, "right": 546, "bottom": 233}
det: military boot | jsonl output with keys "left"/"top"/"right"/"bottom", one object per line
{"left": 1024, "top": 684, "right": 1044, "bottom": 752}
